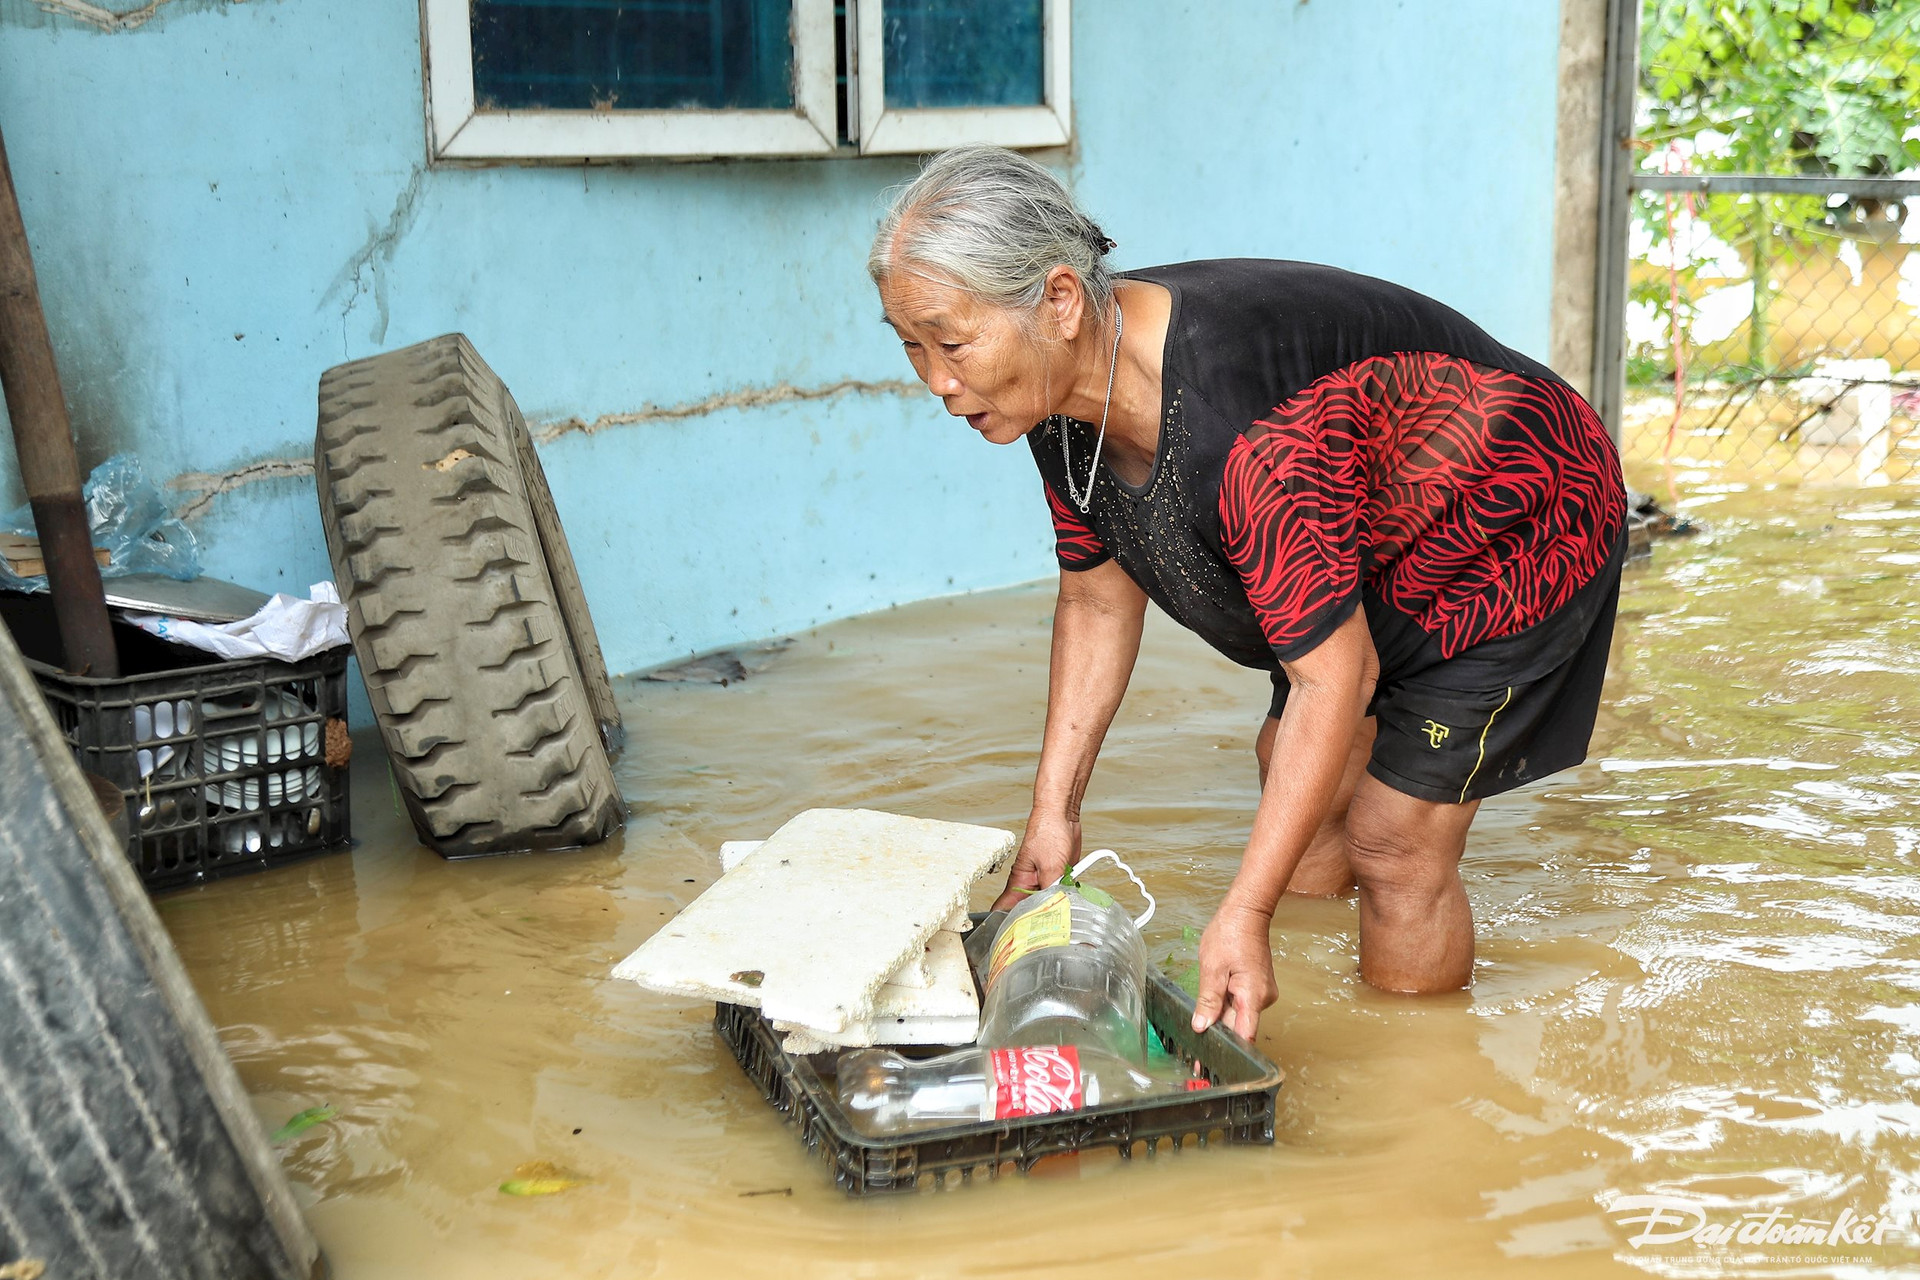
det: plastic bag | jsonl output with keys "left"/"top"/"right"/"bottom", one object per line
{"left": 0, "top": 453, "right": 201, "bottom": 592}
{"left": 122, "top": 583, "right": 349, "bottom": 663}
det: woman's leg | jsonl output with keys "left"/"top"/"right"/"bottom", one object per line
{"left": 1255, "top": 714, "right": 1376, "bottom": 896}
{"left": 1342, "top": 775, "right": 1481, "bottom": 991}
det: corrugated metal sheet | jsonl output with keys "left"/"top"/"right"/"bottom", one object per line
{"left": 0, "top": 625, "right": 323, "bottom": 1280}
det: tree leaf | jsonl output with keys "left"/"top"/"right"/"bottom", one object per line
{"left": 270, "top": 1104, "right": 337, "bottom": 1144}
{"left": 1078, "top": 883, "right": 1114, "bottom": 910}
{"left": 500, "top": 1160, "right": 589, "bottom": 1196}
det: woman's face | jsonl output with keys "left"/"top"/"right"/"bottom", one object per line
{"left": 880, "top": 272, "right": 1052, "bottom": 446}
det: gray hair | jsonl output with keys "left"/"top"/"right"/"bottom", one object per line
{"left": 869, "top": 145, "right": 1116, "bottom": 331}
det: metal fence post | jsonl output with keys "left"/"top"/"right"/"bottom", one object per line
{"left": 1590, "top": 0, "right": 1641, "bottom": 444}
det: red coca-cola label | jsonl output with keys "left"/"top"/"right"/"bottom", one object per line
{"left": 988, "top": 1046, "right": 1084, "bottom": 1119}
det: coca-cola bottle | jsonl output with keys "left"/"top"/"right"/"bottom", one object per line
{"left": 837, "top": 1043, "right": 1183, "bottom": 1136}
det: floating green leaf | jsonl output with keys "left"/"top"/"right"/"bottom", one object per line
{"left": 1175, "top": 963, "right": 1201, "bottom": 999}
{"left": 1182, "top": 925, "right": 1201, "bottom": 945}
{"left": 270, "top": 1104, "right": 337, "bottom": 1144}
{"left": 499, "top": 1160, "right": 589, "bottom": 1197}
{"left": 1078, "top": 883, "right": 1114, "bottom": 910}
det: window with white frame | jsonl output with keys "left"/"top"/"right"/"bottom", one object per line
{"left": 421, "top": 0, "right": 1070, "bottom": 162}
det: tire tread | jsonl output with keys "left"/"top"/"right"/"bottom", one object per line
{"left": 315, "top": 333, "right": 624, "bottom": 856}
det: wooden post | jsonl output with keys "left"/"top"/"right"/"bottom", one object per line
{"left": 0, "top": 122, "right": 119, "bottom": 678}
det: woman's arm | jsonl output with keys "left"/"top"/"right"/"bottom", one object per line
{"left": 1191, "top": 606, "right": 1377, "bottom": 1037}
{"left": 992, "top": 558, "right": 1148, "bottom": 909}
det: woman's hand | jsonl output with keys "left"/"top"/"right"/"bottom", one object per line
{"left": 992, "top": 810, "right": 1082, "bottom": 909}
{"left": 1191, "top": 899, "right": 1279, "bottom": 1041}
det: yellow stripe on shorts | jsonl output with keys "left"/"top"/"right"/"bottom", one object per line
{"left": 1460, "top": 686, "right": 1515, "bottom": 804}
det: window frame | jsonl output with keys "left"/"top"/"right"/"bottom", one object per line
{"left": 851, "top": 0, "right": 1072, "bottom": 155}
{"left": 421, "top": 0, "right": 840, "bottom": 161}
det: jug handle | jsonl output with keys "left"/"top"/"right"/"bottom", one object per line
{"left": 1070, "top": 849, "right": 1156, "bottom": 929}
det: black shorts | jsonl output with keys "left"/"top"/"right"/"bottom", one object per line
{"left": 1268, "top": 527, "right": 1626, "bottom": 805}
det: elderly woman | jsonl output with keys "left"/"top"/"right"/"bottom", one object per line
{"left": 870, "top": 146, "right": 1625, "bottom": 1040}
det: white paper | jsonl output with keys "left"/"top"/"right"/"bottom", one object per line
{"left": 124, "top": 582, "right": 350, "bottom": 663}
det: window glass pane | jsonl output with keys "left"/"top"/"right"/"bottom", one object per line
{"left": 471, "top": 0, "right": 794, "bottom": 111}
{"left": 882, "top": 0, "right": 1043, "bottom": 109}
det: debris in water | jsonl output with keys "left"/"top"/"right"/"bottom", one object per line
{"left": 1161, "top": 925, "right": 1202, "bottom": 999}
{"left": 730, "top": 969, "right": 765, "bottom": 988}
{"left": 270, "top": 1104, "right": 337, "bottom": 1144}
{"left": 737, "top": 1187, "right": 793, "bottom": 1198}
{"left": 499, "top": 1160, "right": 589, "bottom": 1196}
{"left": 641, "top": 639, "right": 794, "bottom": 685}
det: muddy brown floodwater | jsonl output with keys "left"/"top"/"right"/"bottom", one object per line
{"left": 158, "top": 487, "right": 1920, "bottom": 1278}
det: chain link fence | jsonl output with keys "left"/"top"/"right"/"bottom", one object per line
{"left": 1620, "top": 0, "right": 1920, "bottom": 495}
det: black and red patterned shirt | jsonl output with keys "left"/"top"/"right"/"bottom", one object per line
{"left": 1031, "top": 259, "right": 1626, "bottom": 676}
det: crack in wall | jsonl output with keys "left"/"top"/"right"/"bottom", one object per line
{"left": 169, "top": 458, "right": 313, "bottom": 521}
{"left": 531, "top": 377, "right": 924, "bottom": 443}
{"left": 163, "top": 378, "right": 926, "bottom": 518}
{"left": 33, "top": 0, "right": 174, "bottom": 31}
{"left": 320, "top": 167, "right": 427, "bottom": 350}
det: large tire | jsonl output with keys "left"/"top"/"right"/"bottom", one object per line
{"left": 504, "top": 395, "right": 624, "bottom": 752}
{"left": 315, "top": 333, "right": 624, "bottom": 858}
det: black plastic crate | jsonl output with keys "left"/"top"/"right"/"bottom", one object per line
{"left": 1, "top": 593, "right": 353, "bottom": 891}
{"left": 715, "top": 918, "right": 1285, "bottom": 1196}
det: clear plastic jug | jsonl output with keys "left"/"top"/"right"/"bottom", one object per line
{"left": 976, "top": 850, "right": 1156, "bottom": 1065}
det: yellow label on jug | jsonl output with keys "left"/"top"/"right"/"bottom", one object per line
{"left": 986, "top": 891, "right": 1072, "bottom": 987}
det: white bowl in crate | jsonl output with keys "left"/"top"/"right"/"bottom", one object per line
{"left": 203, "top": 689, "right": 322, "bottom": 812}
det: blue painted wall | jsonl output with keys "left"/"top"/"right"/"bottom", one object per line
{"left": 0, "top": 0, "right": 1563, "bottom": 681}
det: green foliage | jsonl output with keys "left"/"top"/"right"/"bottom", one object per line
{"left": 1641, "top": 0, "right": 1920, "bottom": 177}
{"left": 1634, "top": 1, "right": 1920, "bottom": 372}
{"left": 1627, "top": 346, "right": 1677, "bottom": 387}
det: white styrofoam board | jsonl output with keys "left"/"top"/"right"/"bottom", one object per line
{"left": 718, "top": 840, "right": 764, "bottom": 872}
{"left": 772, "top": 929, "right": 980, "bottom": 1051}
{"left": 718, "top": 832, "right": 975, "bottom": 986}
{"left": 613, "top": 808, "right": 1012, "bottom": 1033}
{"left": 716, "top": 839, "right": 965, "bottom": 991}
{"left": 779, "top": 1015, "right": 981, "bottom": 1056}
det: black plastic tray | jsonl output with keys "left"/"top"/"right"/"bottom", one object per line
{"left": 714, "top": 914, "right": 1285, "bottom": 1195}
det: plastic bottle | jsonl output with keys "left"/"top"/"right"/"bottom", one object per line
{"left": 836, "top": 1043, "right": 1167, "bottom": 1136}
{"left": 975, "top": 850, "right": 1156, "bottom": 1064}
